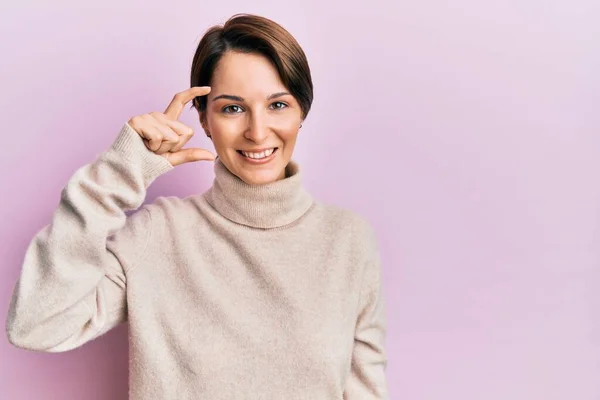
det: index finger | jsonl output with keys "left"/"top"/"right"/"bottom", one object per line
{"left": 164, "top": 86, "right": 211, "bottom": 120}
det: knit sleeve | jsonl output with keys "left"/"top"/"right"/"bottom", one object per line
{"left": 5, "top": 123, "right": 174, "bottom": 352}
{"left": 344, "top": 226, "right": 389, "bottom": 399}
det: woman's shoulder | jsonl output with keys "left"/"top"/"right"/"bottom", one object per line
{"left": 138, "top": 193, "right": 206, "bottom": 223}
{"left": 311, "top": 201, "right": 378, "bottom": 243}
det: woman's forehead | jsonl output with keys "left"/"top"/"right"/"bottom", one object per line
{"left": 211, "top": 52, "right": 286, "bottom": 94}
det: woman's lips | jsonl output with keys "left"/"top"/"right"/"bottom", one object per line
{"left": 236, "top": 148, "right": 278, "bottom": 164}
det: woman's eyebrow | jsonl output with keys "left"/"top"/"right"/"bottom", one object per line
{"left": 211, "top": 92, "right": 291, "bottom": 102}
{"left": 267, "top": 92, "right": 291, "bottom": 100}
{"left": 212, "top": 94, "right": 244, "bottom": 102}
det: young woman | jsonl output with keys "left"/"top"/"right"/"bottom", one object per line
{"left": 6, "top": 13, "right": 388, "bottom": 399}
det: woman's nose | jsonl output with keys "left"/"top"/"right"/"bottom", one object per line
{"left": 244, "top": 115, "right": 270, "bottom": 143}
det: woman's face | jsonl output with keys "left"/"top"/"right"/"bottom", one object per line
{"left": 200, "top": 51, "right": 303, "bottom": 185}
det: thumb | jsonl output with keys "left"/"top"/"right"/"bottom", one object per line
{"left": 165, "top": 148, "right": 216, "bottom": 166}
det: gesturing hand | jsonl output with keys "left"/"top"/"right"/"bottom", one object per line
{"left": 127, "top": 86, "right": 216, "bottom": 166}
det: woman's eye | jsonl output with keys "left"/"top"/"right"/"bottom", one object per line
{"left": 222, "top": 105, "right": 243, "bottom": 114}
{"left": 271, "top": 102, "right": 288, "bottom": 110}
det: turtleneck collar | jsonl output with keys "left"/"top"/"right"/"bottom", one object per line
{"left": 204, "top": 158, "right": 314, "bottom": 229}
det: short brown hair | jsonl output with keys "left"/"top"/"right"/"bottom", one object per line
{"left": 190, "top": 14, "right": 313, "bottom": 120}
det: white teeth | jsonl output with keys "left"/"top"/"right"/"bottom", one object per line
{"left": 242, "top": 148, "right": 274, "bottom": 159}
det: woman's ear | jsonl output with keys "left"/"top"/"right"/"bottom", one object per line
{"left": 199, "top": 111, "right": 211, "bottom": 139}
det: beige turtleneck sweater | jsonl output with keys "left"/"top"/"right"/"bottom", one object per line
{"left": 6, "top": 122, "right": 389, "bottom": 399}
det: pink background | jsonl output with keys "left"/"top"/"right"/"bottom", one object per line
{"left": 1, "top": 1, "right": 599, "bottom": 399}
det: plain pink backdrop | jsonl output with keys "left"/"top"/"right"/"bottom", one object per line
{"left": 1, "top": 1, "right": 599, "bottom": 399}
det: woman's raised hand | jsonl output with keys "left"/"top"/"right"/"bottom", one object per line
{"left": 127, "top": 86, "right": 216, "bottom": 166}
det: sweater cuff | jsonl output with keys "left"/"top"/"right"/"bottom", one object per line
{"left": 108, "top": 122, "right": 175, "bottom": 185}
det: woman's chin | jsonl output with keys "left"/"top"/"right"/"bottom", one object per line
{"left": 226, "top": 153, "right": 286, "bottom": 185}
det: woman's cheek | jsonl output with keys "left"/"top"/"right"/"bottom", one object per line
{"left": 274, "top": 116, "right": 301, "bottom": 135}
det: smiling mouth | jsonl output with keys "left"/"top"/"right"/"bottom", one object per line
{"left": 236, "top": 148, "right": 278, "bottom": 160}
